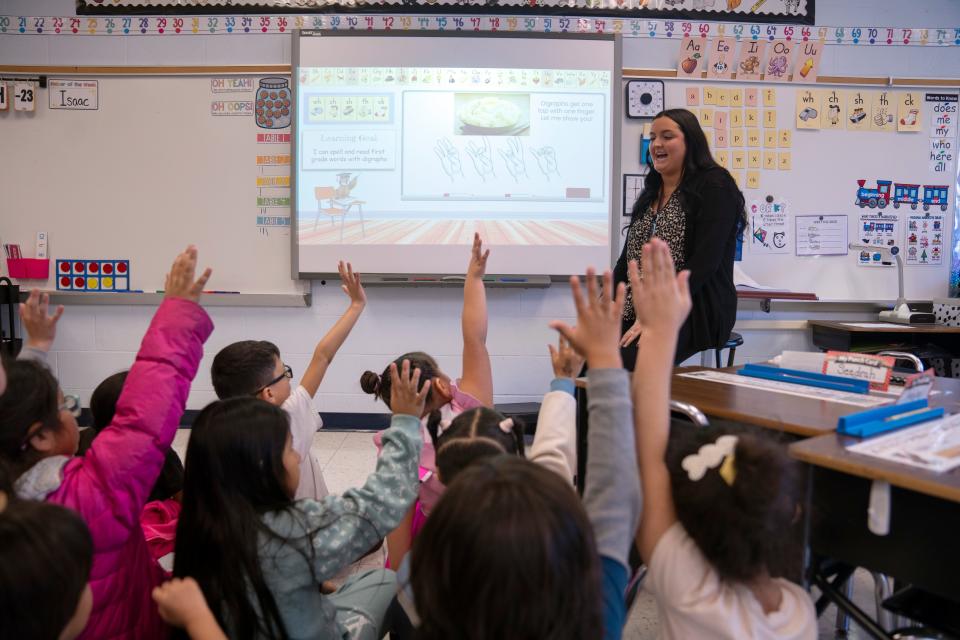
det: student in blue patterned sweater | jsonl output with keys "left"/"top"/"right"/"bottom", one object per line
{"left": 173, "top": 360, "right": 429, "bottom": 640}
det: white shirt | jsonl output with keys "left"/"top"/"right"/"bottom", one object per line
{"left": 282, "top": 385, "right": 328, "bottom": 500}
{"left": 646, "top": 522, "right": 816, "bottom": 640}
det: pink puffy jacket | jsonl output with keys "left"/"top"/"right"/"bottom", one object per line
{"left": 50, "top": 298, "right": 211, "bottom": 639}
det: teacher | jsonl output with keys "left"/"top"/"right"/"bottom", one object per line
{"left": 614, "top": 108, "right": 745, "bottom": 369}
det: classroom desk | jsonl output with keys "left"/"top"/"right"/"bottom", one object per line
{"left": 575, "top": 367, "right": 960, "bottom": 491}
{"left": 809, "top": 320, "right": 960, "bottom": 357}
{"left": 790, "top": 434, "right": 960, "bottom": 638}
{"left": 671, "top": 366, "right": 960, "bottom": 437}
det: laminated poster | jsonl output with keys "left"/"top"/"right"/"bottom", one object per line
{"left": 677, "top": 36, "right": 705, "bottom": 78}
{"left": 735, "top": 40, "right": 766, "bottom": 82}
{"left": 821, "top": 89, "right": 845, "bottom": 130}
{"left": 856, "top": 212, "right": 901, "bottom": 267}
{"left": 763, "top": 40, "right": 793, "bottom": 83}
{"left": 707, "top": 37, "right": 736, "bottom": 80}
{"left": 792, "top": 39, "right": 823, "bottom": 84}
{"left": 796, "top": 215, "right": 848, "bottom": 256}
{"left": 847, "top": 90, "right": 870, "bottom": 131}
{"left": 749, "top": 198, "right": 790, "bottom": 254}
{"left": 897, "top": 92, "right": 922, "bottom": 132}
{"left": 795, "top": 88, "right": 821, "bottom": 129}
{"left": 905, "top": 213, "right": 945, "bottom": 266}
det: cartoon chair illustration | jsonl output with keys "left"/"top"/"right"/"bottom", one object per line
{"left": 314, "top": 185, "right": 365, "bottom": 241}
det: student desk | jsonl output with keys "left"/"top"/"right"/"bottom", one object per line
{"left": 809, "top": 320, "right": 960, "bottom": 358}
{"left": 575, "top": 367, "right": 960, "bottom": 491}
{"left": 790, "top": 434, "right": 960, "bottom": 638}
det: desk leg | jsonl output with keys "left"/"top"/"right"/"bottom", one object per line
{"left": 575, "top": 384, "right": 588, "bottom": 496}
{"left": 812, "top": 566, "right": 894, "bottom": 640}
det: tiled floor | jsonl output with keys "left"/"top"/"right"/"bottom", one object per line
{"left": 170, "top": 429, "right": 887, "bottom": 639}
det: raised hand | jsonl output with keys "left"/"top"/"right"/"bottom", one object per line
{"left": 338, "top": 261, "right": 366, "bottom": 308}
{"left": 628, "top": 238, "right": 691, "bottom": 340}
{"left": 164, "top": 246, "right": 212, "bottom": 303}
{"left": 549, "top": 335, "right": 584, "bottom": 379}
{"left": 467, "top": 232, "right": 489, "bottom": 279}
{"left": 549, "top": 268, "right": 624, "bottom": 370}
{"left": 389, "top": 359, "right": 432, "bottom": 418}
{"left": 20, "top": 289, "right": 65, "bottom": 352}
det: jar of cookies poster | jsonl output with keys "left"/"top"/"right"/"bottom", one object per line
{"left": 256, "top": 77, "right": 291, "bottom": 129}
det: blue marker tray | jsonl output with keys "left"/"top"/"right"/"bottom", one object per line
{"left": 738, "top": 363, "right": 870, "bottom": 394}
{"left": 837, "top": 398, "right": 944, "bottom": 438}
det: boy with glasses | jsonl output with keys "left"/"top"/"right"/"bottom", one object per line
{"left": 211, "top": 262, "right": 366, "bottom": 499}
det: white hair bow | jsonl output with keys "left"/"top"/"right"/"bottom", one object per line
{"left": 680, "top": 435, "right": 738, "bottom": 484}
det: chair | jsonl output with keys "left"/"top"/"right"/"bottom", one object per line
{"left": 714, "top": 331, "right": 744, "bottom": 368}
{"left": 313, "top": 186, "right": 366, "bottom": 240}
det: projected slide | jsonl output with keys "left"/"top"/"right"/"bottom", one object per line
{"left": 296, "top": 66, "right": 610, "bottom": 255}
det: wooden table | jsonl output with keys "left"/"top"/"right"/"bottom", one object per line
{"left": 790, "top": 434, "right": 960, "bottom": 638}
{"left": 809, "top": 320, "right": 960, "bottom": 357}
{"left": 671, "top": 366, "right": 960, "bottom": 437}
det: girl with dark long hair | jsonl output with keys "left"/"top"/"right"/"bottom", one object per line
{"left": 174, "top": 360, "right": 428, "bottom": 640}
{"left": 615, "top": 108, "right": 746, "bottom": 367}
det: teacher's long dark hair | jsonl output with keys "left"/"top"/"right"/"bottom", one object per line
{"left": 630, "top": 108, "right": 746, "bottom": 234}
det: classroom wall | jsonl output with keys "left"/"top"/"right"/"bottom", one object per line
{"left": 4, "top": 0, "right": 960, "bottom": 416}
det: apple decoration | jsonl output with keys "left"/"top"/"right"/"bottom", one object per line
{"left": 681, "top": 53, "right": 700, "bottom": 74}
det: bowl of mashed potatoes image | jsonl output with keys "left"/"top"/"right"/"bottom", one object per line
{"left": 455, "top": 93, "right": 530, "bottom": 135}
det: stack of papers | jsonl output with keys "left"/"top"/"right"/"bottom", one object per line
{"left": 847, "top": 412, "right": 960, "bottom": 473}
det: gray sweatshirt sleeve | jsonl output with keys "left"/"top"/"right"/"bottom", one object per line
{"left": 582, "top": 368, "right": 642, "bottom": 571}
{"left": 16, "top": 345, "right": 50, "bottom": 367}
{"left": 271, "top": 413, "right": 422, "bottom": 581}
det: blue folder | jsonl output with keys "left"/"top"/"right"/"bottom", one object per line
{"left": 738, "top": 363, "right": 871, "bottom": 394}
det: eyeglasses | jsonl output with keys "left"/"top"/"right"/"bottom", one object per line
{"left": 20, "top": 394, "right": 82, "bottom": 451}
{"left": 255, "top": 364, "right": 293, "bottom": 395}
{"left": 59, "top": 394, "right": 81, "bottom": 418}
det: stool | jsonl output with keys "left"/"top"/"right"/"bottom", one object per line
{"left": 493, "top": 402, "right": 541, "bottom": 435}
{"left": 715, "top": 331, "right": 744, "bottom": 368}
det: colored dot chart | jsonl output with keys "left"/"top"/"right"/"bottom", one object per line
{"left": 56, "top": 259, "right": 130, "bottom": 291}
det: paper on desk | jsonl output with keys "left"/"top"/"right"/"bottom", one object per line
{"left": 840, "top": 322, "right": 914, "bottom": 329}
{"left": 733, "top": 264, "right": 783, "bottom": 290}
{"left": 847, "top": 412, "right": 960, "bottom": 473}
{"left": 677, "top": 370, "right": 891, "bottom": 407}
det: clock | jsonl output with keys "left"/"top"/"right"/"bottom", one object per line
{"left": 625, "top": 79, "right": 664, "bottom": 119}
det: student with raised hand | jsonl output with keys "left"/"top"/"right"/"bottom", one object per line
{"left": 426, "top": 334, "right": 583, "bottom": 489}
{"left": 174, "top": 360, "right": 426, "bottom": 640}
{"left": 407, "top": 269, "right": 638, "bottom": 640}
{"left": 549, "top": 267, "right": 642, "bottom": 640}
{"left": 0, "top": 245, "right": 213, "bottom": 640}
{"left": 629, "top": 238, "right": 814, "bottom": 640}
{"left": 360, "top": 232, "right": 493, "bottom": 568}
{"left": 211, "top": 260, "right": 366, "bottom": 501}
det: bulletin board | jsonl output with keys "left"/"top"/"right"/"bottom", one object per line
{"left": 0, "top": 73, "right": 302, "bottom": 295}
{"left": 651, "top": 77, "right": 958, "bottom": 302}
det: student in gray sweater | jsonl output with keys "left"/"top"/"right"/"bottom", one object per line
{"left": 409, "top": 268, "right": 641, "bottom": 640}
{"left": 174, "top": 360, "right": 430, "bottom": 640}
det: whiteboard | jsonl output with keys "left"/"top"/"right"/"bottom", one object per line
{"left": 0, "top": 75, "right": 300, "bottom": 295}
{"left": 626, "top": 78, "right": 958, "bottom": 302}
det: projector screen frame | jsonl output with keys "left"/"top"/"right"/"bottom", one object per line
{"left": 291, "top": 29, "right": 623, "bottom": 282}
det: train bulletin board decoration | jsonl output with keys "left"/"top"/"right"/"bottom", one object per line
{"left": 855, "top": 179, "right": 949, "bottom": 211}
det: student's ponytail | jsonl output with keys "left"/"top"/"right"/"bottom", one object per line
{"left": 359, "top": 351, "right": 441, "bottom": 412}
